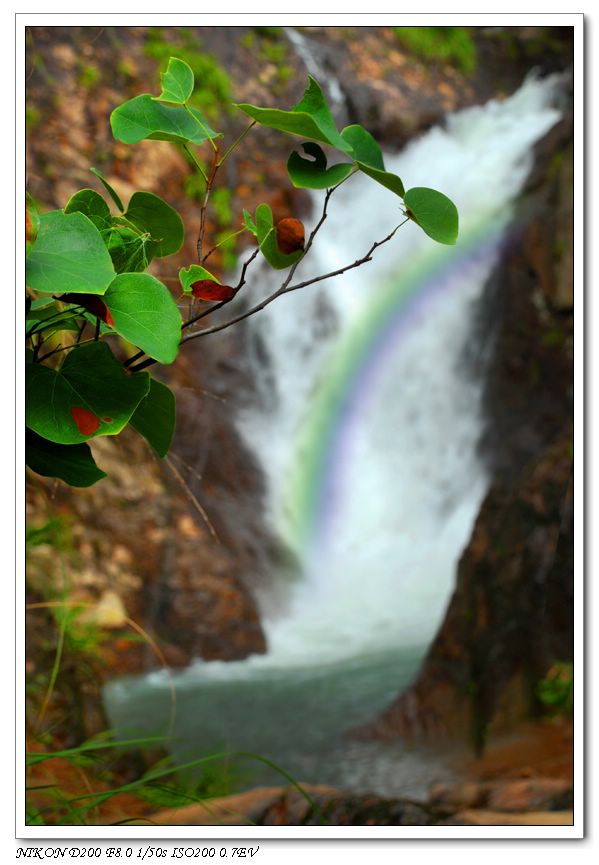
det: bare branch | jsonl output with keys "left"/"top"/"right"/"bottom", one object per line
{"left": 179, "top": 217, "right": 408, "bottom": 345}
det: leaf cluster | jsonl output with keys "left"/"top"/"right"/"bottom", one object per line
{"left": 26, "top": 55, "right": 459, "bottom": 488}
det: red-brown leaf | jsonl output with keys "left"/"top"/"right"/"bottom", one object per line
{"left": 190, "top": 280, "right": 236, "bottom": 302}
{"left": 57, "top": 293, "right": 115, "bottom": 328}
{"left": 276, "top": 218, "right": 305, "bottom": 255}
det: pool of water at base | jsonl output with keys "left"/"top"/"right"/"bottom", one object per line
{"left": 104, "top": 644, "right": 461, "bottom": 800}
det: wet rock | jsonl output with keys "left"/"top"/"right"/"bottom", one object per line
{"left": 449, "top": 809, "right": 573, "bottom": 826}
{"left": 152, "top": 784, "right": 436, "bottom": 826}
{"left": 429, "top": 777, "right": 572, "bottom": 813}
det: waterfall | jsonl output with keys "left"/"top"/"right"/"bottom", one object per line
{"left": 234, "top": 71, "right": 564, "bottom": 666}
{"left": 104, "top": 71, "right": 565, "bottom": 797}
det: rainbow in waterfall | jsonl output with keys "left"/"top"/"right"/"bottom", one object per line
{"left": 282, "top": 216, "right": 511, "bottom": 560}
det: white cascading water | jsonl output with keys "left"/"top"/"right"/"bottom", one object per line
{"left": 104, "top": 69, "right": 565, "bottom": 796}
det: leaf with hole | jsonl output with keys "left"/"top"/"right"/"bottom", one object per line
{"left": 403, "top": 186, "right": 459, "bottom": 245}
{"left": 237, "top": 77, "right": 352, "bottom": 154}
{"left": 103, "top": 273, "right": 182, "bottom": 364}
{"left": 122, "top": 191, "right": 184, "bottom": 258}
{"left": 26, "top": 211, "right": 116, "bottom": 296}
{"left": 287, "top": 142, "right": 353, "bottom": 190}
{"left": 26, "top": 429, "right": 107, "bottom": 487}
{"left": 341, "top": 125, "right": 405, "bottom": 197}
{"left": 26, "top": 341, "right": 150, "bottom": 444}
{"left": 153, "top": 57, "right": 194, "bottom": 105}
{"left": 129, "top": 378, "right": 176, "bottom": 458}
{"left": 111, "top": 94, "right": 220, "bottom": 145}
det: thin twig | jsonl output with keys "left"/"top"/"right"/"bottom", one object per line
{"left": 37, "top": 338, "right": 97, "bottom": 363}
{"left": 179, "top": 218, "right": 406, "bottom": 345}
{"left": 181, "top": 246, "right": 260, "bottom": 331}
{"left": 196, "top": 147, "right": 220, "bottom": 263}
{"left": 201, "top": 226, "right": 247, "bottom": 266}
{"left": 165, "top": 455, "right": 219, "bottom": 543}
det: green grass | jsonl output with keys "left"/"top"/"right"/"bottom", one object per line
{"left": 26, "top": 739, "right": 326, "bottom": 826}
{"left": 393, "top": 27, "right": 477, "bottom": 75}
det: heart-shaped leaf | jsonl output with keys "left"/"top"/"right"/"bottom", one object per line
{"left": 26, "top": 428, "right": 107, "bottom": 487}
{"left": 122, "top": 191, "right": 184, "bottom": 258}
{"left": 26, "top": 210, "right": 116, "bottom": 296}
{"left": 130, "top": 377, "right": 176, "bottom": 458}
{"left": 26, "top": 341, "right": 150, "bottom": 444}
{"left": 237, "top": 77, "right": 352, "bottom": 154}
{"left": 179, "top": 264, "right": 220, "bottom": 294}
{"left": 111, "top": 94, "right": 220, "bottom": 146}
{"left": 103, "top": 273, "right": 182, "bottom": 364}
{"left": 153, "top": 57, "right": 194, "bottom": 105}
{"left": 341, "top": 125, "right": 405, "bottom": 197}
{"left": 105, "top": 225, "right": 153, "bottom": 274}
{"left": 64, "top": 188, "right": 112, "bottom": 231}
{"left": 90, "top": 167, "right": 125, "bottom": 212}
{"left": 251, "top": 203, "right": 304, "bottom": 271}
{"left": 403, "top": 187, "right": 459, "bottom": 245}
{"left": 287, "top": 142, "right": 353, "bottom": 190}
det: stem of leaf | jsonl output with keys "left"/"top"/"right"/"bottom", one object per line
{"left": 201, "top": 226, "right": 247, "bottom": 265}
{"left": 183, "top": 143, "right": 208, "bottom": 184}
{"left": 217, "top": 121, "right": 257, "bottom": 168}
{"left": 183, "top": 103, "right": 218, "bottom": 153}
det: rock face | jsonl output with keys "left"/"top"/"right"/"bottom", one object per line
{"left": 359, "top": 99, "right": 574, "bottom": 746}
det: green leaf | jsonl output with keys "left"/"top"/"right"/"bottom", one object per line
{"left": 103, "top": 273, "right": 182, "bottom": 364}
{"left": 26, "top": 342, "right": 150, "bottom": 444}
{"left": 236, "top": 77, "right": 352, "bottom": 154}
{"left": 153, "top": 57, "right": 194, "bottom": 105}
{"left": 243, "top": 209, "right": 258, "bottom": 237}
{"left": 287, "top": 142, "right": 353, "bottom": 190}
{"left": 64, "top": 189, "right": 112, "bottom": 231}
{"left": 26, "top": 429, "right": 107, "bottom": 487}
{"left": 105, "top": 225, "right": 152, "bottom": 274}
{"left": 122, "top": 191, "right": 184, "bottom": 258}
{"left": 90, "top": 167, "right": 125, "bottom": 212}
{"left": 178, "top": 264, "right": 220, "bottom": 294}
{"left": 403, "top": 186, "right": 459, "bottom": 245}
{"left": 111, "top": 94, "right": 220, "bottom": 145}
{"left": 26, "top": 210, "right": 116, "bottom": 296}
{"left": 130, "top": 378, "right": 176, "bottom": 458}
{"left": 254, "top": 203, "right": 304, "bottom": 271}
{"left": 341, "top": 125, "right": 405, "bottom": 197}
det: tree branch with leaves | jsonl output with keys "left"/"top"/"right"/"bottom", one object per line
{"left": 25, "top": 56, "right": 458, "bottom": 488}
